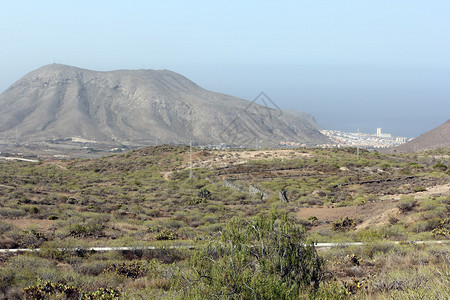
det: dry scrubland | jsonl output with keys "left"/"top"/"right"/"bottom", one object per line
{"left": 0, "top": 146, "right": 449, "bottom": 299}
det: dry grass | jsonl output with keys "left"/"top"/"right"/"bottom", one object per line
{"left": 1, "top": 219, "right": 56, "bottom": 231}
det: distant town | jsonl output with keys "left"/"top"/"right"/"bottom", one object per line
{"left": 280, "top": 128, "right": 411, "bottom": 149}
{"left": 318, "top": 128, "right": 411, "bottom": 149}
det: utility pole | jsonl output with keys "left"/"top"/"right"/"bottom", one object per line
{"left": 189, "top": 141, "right": 193, "bottom": 179}
{"left": 356, "top": 128, "right": 360, "bottom": 160}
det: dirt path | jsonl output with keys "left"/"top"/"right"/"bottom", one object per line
{"left": 162, "top": 149, "right": 311, "bottom": 179}
{"left": 296, "top": 202, "right": 397, "bottom": 225}
{"left": 381, "top": 182, "right": 450, "bottom": 201}
{"left": 297, "top": 182, "right": 449, "bottom": 231}
{"left": 185, "top": 149, "right": 311, "bottom": 169}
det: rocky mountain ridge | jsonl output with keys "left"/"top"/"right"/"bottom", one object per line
{"left": 0, "top": 64, "right": 329, "bottom": 148}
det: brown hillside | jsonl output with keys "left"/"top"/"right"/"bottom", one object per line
{"left": 394, "top": 119, "right": 450, "bottom": 152}
{"left": 0, "top": 64, "right": 329, "bottom": 148}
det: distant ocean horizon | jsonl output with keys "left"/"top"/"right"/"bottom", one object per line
{"left": 179, "top": 64, "right": 450, "bottom": 139}
{"left": 312, "top": 114, "right": 445, "bottom": 139}
{"left": 1, "top": 64, "right": 447, "bottom": 139}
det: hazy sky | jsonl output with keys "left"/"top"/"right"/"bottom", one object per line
{"left": 1, "top": 1, "right": 449, "bottom": 137}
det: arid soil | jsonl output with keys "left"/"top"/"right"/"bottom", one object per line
{"left": 184, "top": 149, "right": 311, "bottom": 168}
{"left": 297, "top": 183, "right": 450, "bottom": 231}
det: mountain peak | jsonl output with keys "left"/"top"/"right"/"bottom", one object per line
{"left": 0, "top": 64, "right": 329, "bottom": 148}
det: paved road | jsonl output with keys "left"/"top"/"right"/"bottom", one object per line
{"left": 0, "top": 156, "right": 39, "bottom": 163}
{"left": 0, "top": 240, "right": 447, "bottom": 253}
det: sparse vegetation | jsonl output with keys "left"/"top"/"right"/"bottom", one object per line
{"left": 0, "top": 145, "right": 448, "bottom": 298}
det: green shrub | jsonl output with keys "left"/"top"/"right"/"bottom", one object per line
{"left": 0, "top": 222, "right": 13, "bottom": 234}
{"left": 187, "top": 196, "right": 208, "bottom": 205}
{"left": 83, "top": 288, "right": 121, "bottom": 299}
{"left": 0, "top": 207, "right": 26, "bottom": 218}
{"left": 0, "top": 269, "right": 14, "bottom": 295}
{"left": 77, "top": 261, "right": 109, "bottom": 276}
{"left": 397, "top": 197, "right": 418, "bottom": 213}
{"left": 361, "top": 241, "right": 401, "bottom": 259}
{"left": 356, "top": 229, "right": 383, "bottom": 241}
{"left": 3, "top": 255, "right": 61, "bottom": 290}
{"left": 24, "top": 280, "right": 79, "bottom": 300}
{"left": 146, "top": 209, "right": 161, "bottom": 217}
{"left": 308, "top": 215, "right": 318, "bottom": 223}
{"left": 432, "top": 163, "right": 447, "bottom": 171}
{"left": 65, "top": 221, "right": 103, "bottom": 237}
{"left": 154, "top": 218, "right": 185, "bottom": 230}
{"left": 413, "top": 186, "right": 427, "bottom": 192}
{"left": 431, "top": 218, "right": 450, "bottom": 237}
{"left": 23, "top": 279, "right": 121, "bottom": 300}
{"left": 155, "top": 229, "right": 178, "bottom": 241}
{"left": 39, "top": 239, "right": 89, "bottom": 260}
{"left": 380, "top": 224, "right": 408, "bottom": 239}
{"left": 104, "top": 262, "right": 147, "bottom": 279}
{"left": 409, "top": 218, "right": 442, "bottom": 233}
{"left": 368, "top": 266, "right": 449, "bottom": 298}
{"left": 197, "top": 188, "right": 212, "bottom": 200}
{"left": 332, "top": 217, "right": 356, "bottom": 231}
{"left": 177, "top": 214, "right": 324, "bottom": 298}
{"left": 23, "top": 205, "right": 40, "bottom": 214}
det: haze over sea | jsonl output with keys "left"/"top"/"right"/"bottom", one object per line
{"left": 1, "top": 1, "right": 449, "bottom": 138}
{"left": 178, "top": 64, "right": 450, "bottom": 138}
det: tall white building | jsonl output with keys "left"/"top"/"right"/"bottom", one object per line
{"left": 376, "top": 128, "right": 392, "bottom": 138}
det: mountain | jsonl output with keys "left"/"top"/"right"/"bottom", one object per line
{"left": 394, "top": 119, "right": 450, "bottom": 152}
{"left": 0, "top": 64, "right": 329, "bottom": 147}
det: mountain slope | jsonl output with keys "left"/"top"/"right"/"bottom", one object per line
{"left": 0, "top": 64, "right": 329, "bottom": 147}
{"left": 395, "top": 119, "right": 450, "bottom": 152}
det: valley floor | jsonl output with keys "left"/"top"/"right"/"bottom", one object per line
{"left": 0, "top": 145, "right": 448, "bottom": 298}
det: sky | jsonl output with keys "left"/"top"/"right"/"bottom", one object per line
{"left": 1, "top": 1, "right": 449, "bottom": 138}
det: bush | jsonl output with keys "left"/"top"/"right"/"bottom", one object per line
{"left": 413, "top": 186, "right": 427, "bottom": 192}
{"left": 77, "top": 261, "right": 110, "bottom": 276}
{"left": 432, "top": 163, "right": 447, "bottom": 171}
{"left": 356, "top": 229, "right": 383, "bottom": 241}
{"left": 397, "top": 197, "right": 418, "bottom": 213}
{"left": 23, "top": 205, "right": 40, "bottom": 214}
{"left": 431, "top": 218, "right": 450, "bottom": 237}
{"left": 197, "top": 188, "right": 212, "bottom": 200}
{"left": 332, "top": 217, "right": 356, "bottom": 231}
{"left": 409, "top": 218, "right": 442, "bottom": 233}
{"left": 368, "top": 266, "right": 450, "bottom": 298}
{"left": 0, "top": 207, "right": 26, "bottom": 218}
{"left": 24, "top": 280, "right": 80, "bottom": 300}
{"left": 155, "top": 229, "right": 178, "bottom": 241}
{"left": 0, "top": 269, "right": 14, "bottom": 295}
{"left": 66, "top": 222, "right": 103, "bottom": 237}
{"left": 178, "top": 214, "right": 324, "bottom": 298}
{"left": 104, "top": 262, "right": 147, "bottom": 279}
{"left": 23, "top": 279, "right": 121, "bottom": 300}
{"left": 0, "top": 222, "right": 13, "bottom": 234}
{"left": 361, "top": 241, "right": 401, "bottom": 259}
{"left": 39, "top": 239, "right": 89, "bottom": 260}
